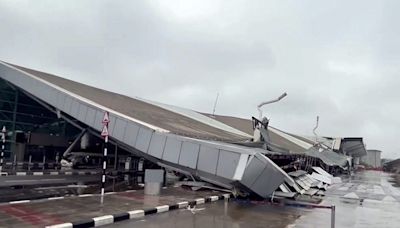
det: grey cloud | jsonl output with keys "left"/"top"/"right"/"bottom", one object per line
{"left": 0, "top": 0, "right": 399, "bottom": 158}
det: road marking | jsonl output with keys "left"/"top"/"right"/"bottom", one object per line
{"left": 5, "top": 178, "right": 65, "bottom": 183}
{"left": 48, "top": 197, "right": 65, "bottom": 200}
{"left": 45, "top": 223, "right": 73, "bottom": 228}
{"left": 78, "top": 194, "right": 93, "bottom": 197}
{"left": 9, "top": 200, "right": 30, "bottom": 204}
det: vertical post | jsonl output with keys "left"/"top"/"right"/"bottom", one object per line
{"left": 55, "top": 152, "right": 59, "bottom": 170}
{"left": 101, "top": 135, "right": 108, "bottom": 196}
{"left": 42, "top": 153, "right": 46, "bottom": 171}
{"left": 28, "top": 155, "right": 32, "bottom": 171}
{"left": 13, "top": 154, "right": 16, "bottom": 170}
{"left": 100, "top": 111, "right": 110, "bottom": 197}
{"left": 331, "top": 205, "right": 336, "bottom": 228}
{"left": 0, "top": 126, "right": 6, "bottom": 173}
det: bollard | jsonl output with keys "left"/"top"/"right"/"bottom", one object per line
{"left": 42, "top": 155, "right": 46, "bottom": 171}
{"left": 55, "top": 152, "right": 59, "bottom": 170}
{"left": 28, "top": 155, "right": 32, "bottom": 171}
{"left": 331, "top": 204, "right": 336, "bottom": 228}
{"left": 13, "top": 154, "right": 17, "bottom": 170}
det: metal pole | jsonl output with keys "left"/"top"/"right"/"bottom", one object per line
{"left": 101, "top": 135, "right": 108, "bottom": 196}
{"left": 0, "top": 126, "right": 6, "bottom": 172}
{"left": 100, "top": 111, "right": 110, "bottom": 197}
{"left": 55, "top": 152, "right": 59, "bottom": 170}
{"left": 13, "top": 154, "right": 16, "bottom": 170}
{"left": 42, "top": 154, "right": 46, "bottom": 171}
{"left": 28, "top": 155, "right": 32, "bottom": 171}
{"left": 331, "top": 205, "right": 336, "bottom": 228}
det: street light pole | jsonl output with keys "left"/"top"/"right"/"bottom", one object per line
{"left": 257, "top": 92, "right": 287, "bottom": 120}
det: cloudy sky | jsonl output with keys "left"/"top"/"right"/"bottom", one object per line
{"left": 0, "top": 0, "right": 399, "bottom": 158}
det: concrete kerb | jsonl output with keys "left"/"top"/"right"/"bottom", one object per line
{"left": 46, "top": 193, "right": 232, "bottom": 228}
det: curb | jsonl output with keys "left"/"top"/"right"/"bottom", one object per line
{"left": 46, "top": 193, "right": 232, "bottom": 228}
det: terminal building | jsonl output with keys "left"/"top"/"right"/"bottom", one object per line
{"left": 0, "top": 60, "right": 367, "bottom": 199}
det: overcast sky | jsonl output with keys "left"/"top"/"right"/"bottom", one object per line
{"left": 0, "top": 0, "right": 399, "bottom": 158}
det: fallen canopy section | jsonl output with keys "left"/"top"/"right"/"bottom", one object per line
{"left": 0, "top": 61, "right": 288, "bottom": 198}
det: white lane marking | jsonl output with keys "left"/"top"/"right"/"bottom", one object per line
{"left": 5, "top": 178, "right": 65, "bottom": 183}
{"left": 9, "top": 200, "right": 30, "bottom": 204}
{"left": 78, "top": 194, "right": 94, "bottom": 197}
{"left": 45, "top": 222, "right": 73, "bottom": 228}
{"left": 48, "top": 197, "right": 65, "bottom": 200}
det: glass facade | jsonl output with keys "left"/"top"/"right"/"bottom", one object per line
{"left": 0, "top": 78, "right": 79, "bottom": 161}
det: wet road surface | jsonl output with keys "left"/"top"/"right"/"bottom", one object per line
{"left": 108, "top": 171, "right": 400, "bottom": 228}
{"left": 106, "top": 199, "right": 305, "bottom": 228}
{"left": 0, "top": 187, "right": 221, "bottom": 227}
{"left": 0, "top": 170, "right": 398, "bottom": 227}
{"left": 295, "top": 170, "right": 400, "bottom": 228}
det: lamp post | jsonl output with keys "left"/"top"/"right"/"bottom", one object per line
{"left": 257, "top": 92, "right": 287, "bottom": 120}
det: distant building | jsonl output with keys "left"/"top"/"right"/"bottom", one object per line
{"left": 361, "top": 150, "right": 382, "bottom": 168}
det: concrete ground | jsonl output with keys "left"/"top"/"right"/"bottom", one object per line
{"left": 105, "top": 199, "right": 305, "bottom": 228}
{"left": 295, "top": 170, "right": 400, "bottom": 228}
{"left": 0, "top": 170, "right": 399, "bottom": 228}
{"left": 108, "top": 170, "right": 400, "bottom": 228}
{"left": 0, "top": 187, "right": 219, "bottom": 227}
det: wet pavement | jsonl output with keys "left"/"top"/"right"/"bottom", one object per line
{"left": 295, "top": 170, "right": 400, "bottom": 228}
{"left": 106, "top": 199, "right": 304, "bottom": 228}
{"left": 0, "top": 187, "right": 220, "bottom": 227}
{"left": 0, "top": 170, "right": 398, "bottom": 228}
{"left": 106, "top": 171, "right": 400, "bottom": 228}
